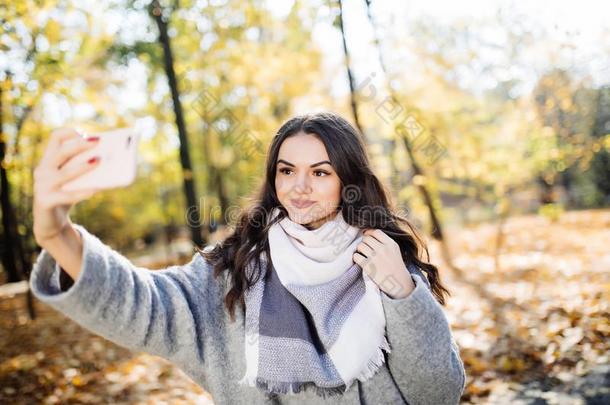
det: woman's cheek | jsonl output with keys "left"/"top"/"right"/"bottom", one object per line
{"left": 276, "top": 181, "right": 296, "bottom": 202}
{"left": 320, "top": 178, "right": 341, "bottom": 199}
{"left": 275, "top": 178, "right": 288, "bottom": 193}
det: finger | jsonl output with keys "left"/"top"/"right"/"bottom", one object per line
{"left": 376, "top": 229, "right": 395, "bottom": 245}
{"left": 364, "top": 229, "right": 393, "bottom": 245}
{"left": 52, "top": 155, "right": 100, "bottom": 189}
{"left": 362, "top": 234, "right": 383, "bottom": 250}
{"left": 53, "top": 135, "right": 99, "bottom": 169}
{"left": 361, "top": 236, "right": 381, "bottom": 250}
{"left": 353, "top": 251, "right": 366, "bottom": 267}
{"left": 39, "top": 128, "right": 85, "bottom": 167}
{"left": 356, "top": 242, "right": 374, "bottom": 258}
{"left": 47, "top": 127, "right": 85, "bottom": 152}
{"left": 353, "top": 252, "right": 378, "bottom": 279}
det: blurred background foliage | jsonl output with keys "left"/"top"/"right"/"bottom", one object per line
{"left": 0, "top": 0, "right": 609, "bottom": 275}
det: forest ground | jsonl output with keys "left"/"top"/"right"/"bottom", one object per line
{"left": 1, "top": 209, "right": 608, "bottom": 404}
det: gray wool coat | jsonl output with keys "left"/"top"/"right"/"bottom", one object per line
{"left": 29, "top": 224, "right": 466, "bottom": 404}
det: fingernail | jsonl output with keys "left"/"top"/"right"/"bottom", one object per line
{"left": 86, "top": 136, "right": 100, "bottom": 142}
{"left": 88, "top": 156, "right": 99, "bottom": 164}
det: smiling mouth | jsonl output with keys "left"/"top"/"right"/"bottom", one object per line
{"left": 291, "top": 199, "right": 316, "bottom": 208}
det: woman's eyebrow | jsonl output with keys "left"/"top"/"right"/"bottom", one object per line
{"left": 277, "top": 159, "right": 332, "bottom": 168}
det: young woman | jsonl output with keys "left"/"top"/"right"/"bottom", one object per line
{"left": 31, "top": 112, "right": 466, "bottom": 404}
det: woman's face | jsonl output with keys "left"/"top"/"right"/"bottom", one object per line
{"left": 275, "top": 132, "right": 341, "bottom": 230}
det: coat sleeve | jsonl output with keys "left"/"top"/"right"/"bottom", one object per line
{"left": 380, "top": 264, "right": 466, "bottom": 405}
{"left": 29, "top": 224, "right": 223, "bottom": 366}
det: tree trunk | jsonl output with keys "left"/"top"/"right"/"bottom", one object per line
{"left": 214, "top": 167, "right": 230, "bottom": 224}
{"left": 399, "top": 136, "right": 444, "bottom": 241}
{"left": 337, "top": 0, "right": 367, "bottom": 143}
{"left": 363, "top": 0, "right": 454, "bottom": 268}
{"left": 149, "top": 1, "right": 204, "bottom": 247}
{"left": 362, "top": 0, "right": 402, "bottom": 196}
{"left": 0, "top": 81, "right": 23, "bottom": 283}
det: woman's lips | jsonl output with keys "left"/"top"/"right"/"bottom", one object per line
{"left": 290, "top": 199, "right": 316, "bottom": 208}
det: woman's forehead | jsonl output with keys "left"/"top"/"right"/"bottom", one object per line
{"left": 277, "top": 134, "right": 329, "bottom": 161}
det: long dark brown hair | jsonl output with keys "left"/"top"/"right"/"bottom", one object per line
{"left": 198, "top": 111, "right": 450, "bottom": 322}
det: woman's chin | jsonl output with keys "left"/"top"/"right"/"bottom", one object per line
{"left": 286, "top": 211, "right": 334, "bottom": 230}
{"left": 282, "top": 203, "right": 339, "bottom": 228}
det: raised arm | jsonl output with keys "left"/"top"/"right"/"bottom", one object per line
{"left": 30, "top": 223, "right": 223, "bottom": 364}
{"left": 380, "top": 265, "right": 466, "bottom": 405}
{"left": 30, "top": 127, "right": 223, "bottom": 364}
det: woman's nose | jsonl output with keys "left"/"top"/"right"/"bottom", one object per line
{"left": 293, "top": 173, "right": 312, "bottom": 193}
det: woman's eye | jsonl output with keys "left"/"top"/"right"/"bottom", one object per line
{"left": 278, "top": 168, "right": 329, "bottom": 176}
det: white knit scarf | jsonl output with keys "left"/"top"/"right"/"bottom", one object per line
{"left": 238, "top": 207, "right": 391, "bottom": 398}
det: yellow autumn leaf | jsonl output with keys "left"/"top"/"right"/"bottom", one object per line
{"left": 44, "top": 19, "right": 62, "bottom": 43}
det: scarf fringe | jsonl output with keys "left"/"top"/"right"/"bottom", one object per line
{"left": 240, "top": 375, "right": 347, "bottom": 398}
{"left": 239, "top": 336, "right": 392, "bottom": 398}
{"left": 353, "top": 334, "right": 392, "bottom": 383}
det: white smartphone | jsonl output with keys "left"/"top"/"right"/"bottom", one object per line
{"left": 61, "top": 127, "right": 140, "bottom": 192}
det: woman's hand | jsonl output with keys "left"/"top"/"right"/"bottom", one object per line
{"left": 33, "top": 127, "right": 101, "bottom": 246}
{"left": 353, "top": 229, "right": 415, "bottom": 299}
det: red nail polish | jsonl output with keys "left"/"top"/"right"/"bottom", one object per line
{"left": 88, "top": 156, "right": 99, "bottom": 164}
{"left": 87, "top": 136, "right": 100, "bottom": 142}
